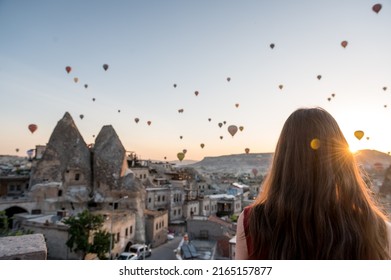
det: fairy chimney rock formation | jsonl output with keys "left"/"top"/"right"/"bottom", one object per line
{"left": 29, "top": 112, "right": 91, "bottom": 204}
{"left": 93, "top": 125, "right": 128, "bottom": 192}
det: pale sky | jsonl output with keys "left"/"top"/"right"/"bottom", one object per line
{"left": 0, "top": 0, "right": 390, "bottom": 161}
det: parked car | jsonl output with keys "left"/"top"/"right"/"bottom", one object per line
{"left": 117, "top": 252, "right": 138, "bottom": 260}
{"left": 167, "top": 233, "right": 175, "bottom": 240}
{"left": 128, "top": 244, "right": 152, "bottom": 259}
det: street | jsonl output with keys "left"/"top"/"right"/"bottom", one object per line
{"left": 146, "top": 236, "right": 182, "bottom": 260}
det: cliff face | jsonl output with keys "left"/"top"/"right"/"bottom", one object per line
{"left": 30, "top": 112, "right": 91, "bottom": 195}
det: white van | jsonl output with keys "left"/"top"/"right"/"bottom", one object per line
{"left": 129, "top": 244, "right": 152, "bottom": 259}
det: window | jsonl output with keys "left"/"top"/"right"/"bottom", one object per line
{"left": 174, "top": 210, "right": 177, "bottom": 215}
{"left": 156, "top": 223, "right": 158, "bottom": 230}
{"left": 116, "top": 232, "right": 120, "bottom": 243}
{"left": 162, "top": 196, "right": 165, "bottom": 202}
{"left": 148, "top": 197, "right": 151, "bottom": 203}
{"left": 178, "top": 209, "right": 181, "bottom": 215}
{"left": 158, "top": 195, "right": 160, "bottom": 202}
{"left": 125, "top": 228, "right": 128, "bottom": 237}
{"left": 58, "top": 190, "right": 63, "bottom": 197}
{"left": 74, "top": 173, "right": 80, "bottom": 181}
{"left": 130, "top": 226, "right": 133, "bottom": 234}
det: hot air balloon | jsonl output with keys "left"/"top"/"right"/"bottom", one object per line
{"left": 228, "top": 125, "right": 238, "bottom": 137}
{"left": 235, "top": 103, "right": 239, "bottom": 108}
{"left": 317, "top": 75, "right": 322, "bottom": 80}
{"left": 74, "top": 77, "right": 79, "bottom": 83}
{"left": 200, "top": 143, "right": 205, "bottom": 149}
{"left": 372, "top": 3, "right": 382, "bottom": 14}
{"left": 227, "top": 77, "right": 231, "bottom": 82}
{"left": 134, "top": 118, "right": 139, "bottom": 123}
{"left": 341, "top": 40, "right": 348, "bottom": 48}
{"left": 28, "top": 124, "right": 37, "bottom": 133}
{"left": 65, "top": 66, "right": 71, "bottom": 74}
{"left": 327, "top": 97, "right": 331, "bottom": 101}
{"left": 218, "top": 123, "right": 223, "bottom": 128}
{"left": 118, "top": 110, "right": 121, "bottom": 113}
{"left": 245, "top": 148, "right": 250, "bottom": 154}
{"left": 383, "top": 87, "right": 387, "bottom": 91}
{"left": 270, "top": 43, "right": 275, "bottom": 49}
{"left": 331, "top": 93, "right": 335, "bottom": 97}
{"left": 15, "top": 148, "right": 19, "bottom": 152}
{"left": 178, "top": 109, "right": 184, "bottom": 113}
{"left": 208, "top": 118, "right": 211, "bottom": 122}
{"left": 147, "top": 121, "right": 151, "bottom": 126}
{"left": 84, "top": 84, "right": 88, "bottom": 89}
{"left": 279, "top": 84, "right": 283, "bottom": 90}
{"left": 79, "top": 114, "right": 84, "bottom": 120}
{"left": 366, "top": 137, "right": 370, "bottom": 140}
{"left": 183, "top": 149, "right": 187, "bottom": 154}
{"left": 223, "top": 121, "right": 226, "bottom": 125}
{"left": 177, "top": 152, "right": 185, "bottom": 162}
{"left": 220, "top": 136, "right": 223, "bottom": 140}
{"left": 103, "top": 64, "right": 109, "bottom": 71}
{"left": 173, "top": 84, "right": 177, "bottom": 88}
{"left": 194, "top": 91, "right": 199, "bottom": 96}
{"left": 93, "top": 135, "right": 95, "bottom": 138}
{"left": 180, "top": 136, "right": 183, "bottom": 139}
{"left": 384, "top": 105, "right": 388, "bottom": 108}
{"left": 92, "top": 98, "right": 96, "bottom": 102}
{"left": 239, "top": 126, "right": 244, "bottom": 132}
{"left": 354, "top": 130, "right": 364, "bottom": 140}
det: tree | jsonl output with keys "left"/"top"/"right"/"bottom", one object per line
{"left": 63, "top": 210, "right": 110, "bottom": 259}
{"left": 0, "top": 210, "right": 33, "bottom": 237}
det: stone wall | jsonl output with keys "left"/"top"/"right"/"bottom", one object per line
{"left": 0, "top": 233, "right": 47, "bottom": 260}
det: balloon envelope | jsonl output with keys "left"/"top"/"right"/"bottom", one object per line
{"left": 227, "top": 77, "right": 231, "bottom": 82}
{"left": 65, "top": 66, "right": 71, "bottom": 73}
{"left": 372, "top": 3, "right": 382, "bottom": 13}
{"left": 279, "top": 84, "right": 283, "bottom": 90}
{"left": 228, "top": 125, "right": 238, "bottom": 137}
{"left": 245, "top": 148, "right": 250, "bottom": 154}
{"left": 28, "top": 124, "right": 37, "bottom": 133}
{"left": 177, "top": 152, "right": 185, "bottom": 162}
{"left": 270, "top": 43, "right": 275, "bottom": 49}
{"left": 200, "top": 143, "right": 205, "bottom": 148}
{"left": 239, "top": 126, "right": 244, "bottom": 131}
{"left": 79, "top": 114, "right": 84, "bottom": 119}
{"left": 354, "top": 130, "right": 364, "bottom": 140}
{"left": 134, "top": 118, "right": 139, "bottom": 123}
{"left": 194, "top": 91, "right": 199, "bottom": 96}
{"left": 341, "top": 40, "right": 348, "bottom": 48}
{"left": 147, "top": 121, "right": 151, "bottom": 126}
{"left": 103, "top": 64, "right": 109, "bottom": 71}
{"left": 74, "top": 77, "right": 79, "bottom": 83}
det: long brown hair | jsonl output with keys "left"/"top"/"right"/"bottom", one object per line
{"left": 248, "top": 107, "right": 390, "bottom": 259}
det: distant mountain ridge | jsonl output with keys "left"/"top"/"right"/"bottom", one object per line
{"left": 185, "top": 150, "right": 391, "bottom": 176}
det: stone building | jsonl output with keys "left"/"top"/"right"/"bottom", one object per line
{"left": 144, "top": 209, "right": 168, "bottom": 248}
{"left": 0, "top": 233, "right": 47, "bottom": 260}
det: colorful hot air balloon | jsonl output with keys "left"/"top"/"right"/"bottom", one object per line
{"left": 134, "top": 118, "right": 139, "bottom": 123}
{"left": 341, "top": 40, "right": 348, "bottom": 48}
{"left": 372, "top": 3, "right": 382, "bottom": 14}
{"left": 245, "top": 148, "right": 250, "bottom": 154}
{"left": 194, "top": 91, "right": 199, "bottom": 96}
{"left": 235, "top": 103, "right": 239, "bottom": 108}
{"left": 177, "top": 152, "right": 185, "bottom": 162}
{"left": 65, "top": 66, "right": 71, "bottom": 74}
{"left": 74, "top": 77, "right": 79, "bottom": 83}
{"left": 218, "top": 122, "right": 223, "bottom": 128}
{"left": 183, "top": 149, "right": 187, "bottom": 154}
{"left": 317, "top": 75, "right": 322, "bottom": 80}
{"left": 327, "top": 97, "right": 331, "bottom": 101}
{"left": 354, "top": 130, "right": 364, "bottom": 140}
{"left": 228, "top": 125, "right": 238, "bottom": 137}
{"left": 239, "top": 126, "right": 244, "bottom": 132}
{"left": 331, "top": 93, "right": 335, "bottom": 97}
{"left": 223, "top": 121, "right": 226, "bottom": 125}
{"left": 147, "top": 121, "right": 151, "bottom": 126}
{"left": 270, "top": 43, "right": 275, "bottom": 49}
{"left": 28, "top": 124, "right": 37, "bottom": 133}
{"left": 200, "top": 143, "right": 205, "bottom": 148}
{"left": 220, "top": 136, "right": 223, "bottom": 140}
{"left": 103, "top": 64, "right": 109, "bottom": 71}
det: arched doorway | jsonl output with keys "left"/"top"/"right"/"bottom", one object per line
{"left": 4, "top": 206, "right": 28, "bottom": 229}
